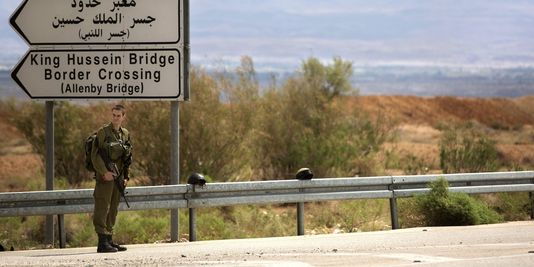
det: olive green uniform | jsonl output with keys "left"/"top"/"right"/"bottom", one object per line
{"left": 91, "top": 123, "right": 131, "bottom": 236}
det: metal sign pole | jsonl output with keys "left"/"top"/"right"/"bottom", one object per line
{"left": 169, "top": 0, "right": 189, "bottom": 242}
{"left": 45, "top": 101, "right": 54, "bottom": 246}
{"left": 170, "top": 101, "right": 180, "bottom": 242}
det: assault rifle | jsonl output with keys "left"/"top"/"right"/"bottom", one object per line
{"left": 98, "top": 148, "right": 131, "bottom": 208}
{"left": 110, "top": 162, "right": 130, "bottom": 208}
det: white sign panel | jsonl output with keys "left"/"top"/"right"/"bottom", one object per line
{"left": 12, "top": 49, "right": 184, "bottom": 99}
{"left": 10, "top": 0, "right": 181, "bottom": 45}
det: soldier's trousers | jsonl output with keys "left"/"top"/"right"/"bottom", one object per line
{"left": 93, "top": 179, "right": 120, "bottom": 235}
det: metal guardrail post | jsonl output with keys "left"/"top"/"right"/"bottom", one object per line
{"left": 297, "top": 202, "right": 305, "bottom": 235}
{"left": 189, "top": 208, "right": 196, "bottom": 241}
{"left": 531, "top": 178, "right": 534, "bottom": 220}
{"left": 530, "top": 192, "right": 534, "bottom": 220}
{"left": 389, "top": 196, "right": 399, "bottom": 230}
{"left": 389, "top": 181, "right": 399, "bottom": 230}
{"left": 58, "top": 214, "right": 65, "bottom": 248}
{"left": 297, "top": 186, "right": 305, "bottom": 236}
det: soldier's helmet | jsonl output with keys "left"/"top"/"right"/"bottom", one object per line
{"left": 187, "top": 173, "right": 206, "bottom": 186}
{"left": 296, "top": 168, "right": 313, "bottom": 180}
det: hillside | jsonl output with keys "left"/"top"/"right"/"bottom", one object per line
{"left": 351, "top": 95, "right": 534, "bottom": 173}
{"left": 353, "top": 95, "right": 534, "bottom": 128}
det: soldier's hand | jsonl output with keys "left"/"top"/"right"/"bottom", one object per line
{"left": 103, "top": 172, "right": 114, "bottom": 181}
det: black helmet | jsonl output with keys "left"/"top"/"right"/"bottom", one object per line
{"left": 296, "top": 168, "right": 313, "bottom": 180}
{"left": 187, "top": 173, "right": 206, "bottom": 186}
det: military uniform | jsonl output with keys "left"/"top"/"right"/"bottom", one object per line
{"left": 91, "top": 123, "right": 131, "bottom": 251}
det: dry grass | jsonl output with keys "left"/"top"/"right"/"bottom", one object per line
{"left": 513, "top": 96, "right": 534, "bottom": 118}
{"left": 0, "top": 112, "right": 44, "bottom": 191}
{"left": 352, "top": 95, "right": 534, "bottom": 173}
{"left": 393, "top": 124, "right": 441, "bottom": 144}
{"left": 353, "top": 95, "right": 534, "bottom": 128}
{"left": 497, "top": 144, "right": 534, "bottom": 166}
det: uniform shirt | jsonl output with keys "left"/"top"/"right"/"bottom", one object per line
{"left": 90, "top": 123, "right": 131, "bottom": 179}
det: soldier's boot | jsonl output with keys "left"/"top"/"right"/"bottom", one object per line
{"left": 97, "top": 234, "right": 118, "bottom": 253}
{"left": 107, "top": 235, "right": 127, "bottom": 251}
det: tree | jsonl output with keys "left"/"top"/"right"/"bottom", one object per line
{"left": 252, "top": 57, "right": 385, "bottom": 179}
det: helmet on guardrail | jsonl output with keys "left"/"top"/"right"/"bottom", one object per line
{"left": 296, "top": 168, "right": 313, "bottom": 180}
{"left": 187, "top": 173, "right": 206, "bottom": 186}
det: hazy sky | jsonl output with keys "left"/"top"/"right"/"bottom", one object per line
{"left": 2, "top": 0, "right": 534, "bottom": 70}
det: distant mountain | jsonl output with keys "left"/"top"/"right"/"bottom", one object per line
{"left": 350, "top": 66, "right": 534, "bottom": 97}
{"left": 2, "top": 65, "right": 533, "bottom": 99}
{"left": 2, "top": 0, "right": 534, "bottom": 71}
{"left": 0, "top": 70, "right": 27, "bottom": 99}
{"left": 250, "top": 65, "right": 534, "bottom": 98}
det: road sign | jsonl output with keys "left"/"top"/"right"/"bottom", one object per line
{"left": 11, "top": 48, "right": 184, "bottom": 99}
{"left": 10, "top": 0, "right": 181, "bottom": 45}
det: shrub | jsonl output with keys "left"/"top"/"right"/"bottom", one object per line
{"left": 180, "top": 62, "right": 256, "bottom": 182}
{"left": 290, "top": 200, "right": 390, "bottom": 235}
{"left": 123, "top": 101, "right": 171, "bottom": 185}
{"left": 251, "top": 57, "right": 388, "bottom": 179}
{"left": 8, "top": 101, "right": 96, "bottom": 185}
{"left": 402, "top": 154, "right": 430, "bottom": 175}
{"left": 481, "top": 192, "right": 532, "bottom": 221}
{"left": 415, "top": 178, "right": 502, "bottom": 226}
{"left": 439, "top": 123, "right": 499, "bottom": 173}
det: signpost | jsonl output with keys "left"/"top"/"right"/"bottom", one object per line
{"left": 10, "top": 0, "right": 189, "bottom": 247}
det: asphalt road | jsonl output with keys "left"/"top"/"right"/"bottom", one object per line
{"left": 1, "top": 221, "right": 534, "bottom": 266}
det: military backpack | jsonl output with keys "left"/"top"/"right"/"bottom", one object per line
{"left": 84, "top": 132, "right": 98, "bottom": 172}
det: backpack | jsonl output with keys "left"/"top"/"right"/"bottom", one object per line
{"left": 85, "top": 125, "right": 130, "bottom": 172}
{"left": 85, "top": 126, "right": 110, "bottom": 172}
{"left": 84, "top": 132, "right": 98, "bottom": 172}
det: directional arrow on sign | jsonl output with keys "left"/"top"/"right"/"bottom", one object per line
{"left": 10, "top": 0, "right": 181, "bottom": 45}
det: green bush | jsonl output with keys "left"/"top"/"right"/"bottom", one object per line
{"left": 482, "top": 192, "right": 532, "bottom": 221}
{"left": 0, "top": 217, "right": 44, "bottom": 250}
{"left": 7, "top": 101, "right": 97, "bottom": 185}
{"left": 415, "top": 178, "right": 503, "bottom": 226}
{"left": 114, "top": 210, "right": 170, "bottom": 244}
{"left": 124, "top": 101, "right": 171, "bottom": 185}
{"left": 180, "top": 64, "right": 255, "bottom": 182}
{"left": 439, "top": 123, "right": 500, "bottom": 173}
{"left": 402, "top": 154, "right": 430, "bottom": 175}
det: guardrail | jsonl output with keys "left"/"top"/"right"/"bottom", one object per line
{"left": 1, "top": 171, "right": 533, "bottom": 247}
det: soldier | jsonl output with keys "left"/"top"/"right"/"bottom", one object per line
{"left": 91, "top": 104, "right": 132, "bottom": 253}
